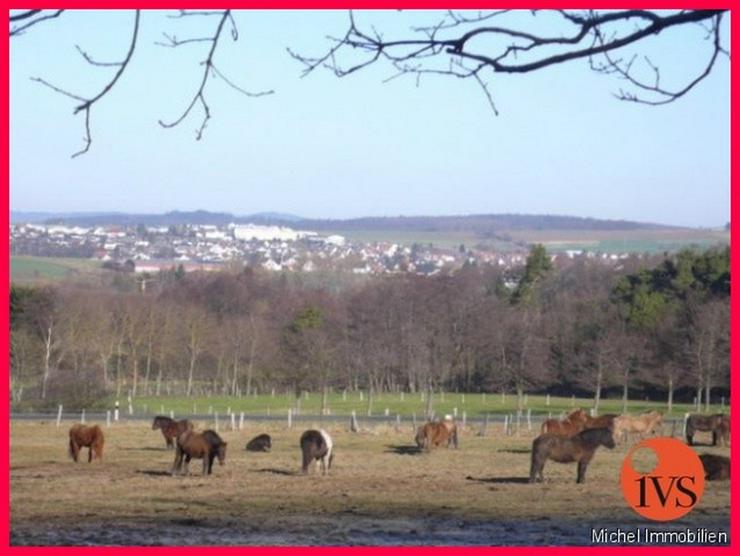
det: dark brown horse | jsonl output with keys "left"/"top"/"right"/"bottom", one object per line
{"left": 540, "top": 409, "right": 588, "bottom": 436}
{"left": 152, "top": 415, "right": 194, "bottom": 449}
{"left": 171, "top": 429, "right": 227, "bottom": 476}
{"left": 246, "top": 433, "right": 272, "bottom": 452}
{"left": 68, "top": 424, "right": 105, "bottom": 463}
{"left": 686, "top": 414, "right": 730, "bottom": 446}
{"left": 530, "top": 427, "right": 615, "bottom": 484}
{"left": 417, "top": 417, "right": 458, "bottom": 451}
{"left": 699, "top": 454, "right": 730, "bottom": 481}
{"left": 583, "top": 413, "right": 618, "bottom": 431}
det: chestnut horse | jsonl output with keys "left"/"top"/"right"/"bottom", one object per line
{"left": 417, "top": 416, "right": 458, "bottom": 451}
{"left": 540, "top": 409, "right": 589, "bottom": 436}
{"left": 687, "top": 414, "right": 730, "bottom": 446}
{"left": 583, "top": 413, "right": 618, "bottom": 431}
{"left": 530, "top": 427, "right": 615, "bottom": 484}
{"left": 68, "top": 424, "right": 104, "bottom": 463}
{"left": 152, "top": 416, "right": 194, "bottom": 449}
{"left": 171, "top": 430, "right": 227, "bottom": 476}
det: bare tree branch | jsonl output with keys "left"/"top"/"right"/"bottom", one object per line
{"left": 158, "top": 9, "right": 274, "bottom": 141}
{"left": 30, "top": 10, "right": 140, "bottom": 157}
{"left": 291, "top": 9, "right": 728, "bottom": 114}
{"left": 10, "top": 9, "right": 64, "bottom": 37}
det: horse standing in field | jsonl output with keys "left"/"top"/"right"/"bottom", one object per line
{"left": 68, "top": 424, "right": 105, "bottom": 463}
{"left": 171, "top": 429, "right": 227, "bottom": 476}
{"left": 612, "top": 411, "right": 663, "bottom": 443}
{"left": 300, "top": 429, "right": 334, "bottom": 475}
{"left": 540, "top": 409, "right": 589, "bottom": 436}
{"left": 152, "top": 416, "right": 194, "bottom": 449}
{"left": 686, "top": 414, "right": 730, "bottom": 446}
{"left": 417, "top": 416, "right": 458, "bottom": 451}
{"left": 530, "top": 427, "right": 615, "bottom": 484}
{"left": 699, "top": 453, "right": 730, "bottom": 481}
{"left": 246, "top": 433, "right": 272, "bottom": 452}
{"left": 583, "top": 413, "right": 618, "bottom": 431}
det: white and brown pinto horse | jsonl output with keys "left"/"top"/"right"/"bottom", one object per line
{"left": 300, "top": 429, "right": 334, "bottom": 475}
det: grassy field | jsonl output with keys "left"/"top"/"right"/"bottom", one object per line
{"left": 10, "top": 256, "right": 104, "bottom": 284}
{"left": 116, "top": 392, "right": 724, "bottom": 422}
{"left": 10, "top": 421, "right": 730, "bottom": 545}
{"left": 335, "top": 228, "right": 728, "bottom": 255}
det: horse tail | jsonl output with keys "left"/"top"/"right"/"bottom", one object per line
{"left": 68, "top": 436, "right": 75, "bottom": 460}
{"left": 94, "top": 427, "right": 104, "bottom": 461}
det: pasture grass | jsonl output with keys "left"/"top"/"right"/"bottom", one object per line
{"left": 10, "top": 256, "right": 103, "bottom": 284}
{"left": 10, "top": 420, "right": 730, "bottom": 544}
{"left": 123, "top": 392, "right": 724, "bottom": 422}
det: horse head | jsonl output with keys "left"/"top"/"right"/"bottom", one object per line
{"left": 216, "top": 442, "right": 227, "bottom": 465}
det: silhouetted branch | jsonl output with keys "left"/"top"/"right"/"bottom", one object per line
{"left": 291, "top": 9, "right": 728, "bottom": 113}
{"left": 30, "top": 10, "right": 140, "bottom": 157}
{"left": 158, "top": 9, "right": 274, "bottom": 140}
{"left": 10, "top": 9, "right": 64, "bottom": 37}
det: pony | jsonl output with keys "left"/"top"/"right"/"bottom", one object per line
{"left": 699, "top": 453, "right": 730, "bottom": 481}
{"left": 151, "top": 415, "right": 194, "bottom": 449}
{"left": 171, "top": 429, "right": 227, "bottom": 476}
{"left": 246, "top": 433, "right": 272, "bottom": 452}
{"left": 300, "top": 429, "right": 334, "bottom": 475}
{"left": 612, "top": 411, "right": 663, "bottom": 443}
{"left": 68, "top": 424, "right": 105, "bottom": 463}
{"left": 583, "top": 413, "right": 618, "bottom": 431}
{"left": 530, "top": 427, "right": 615, "bottom": 484}
{"left": 540, "top": 409, "right": 589, "bottom": 436}
{"left": 417, "top": 416, "right": 458, "bottom": 451}
{"left": 686, "top": 414, "right": 730, "bottom": 446}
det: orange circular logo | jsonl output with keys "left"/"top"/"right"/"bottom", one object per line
{"left": 620, "top": 437, "right": 705, "bottom": 521}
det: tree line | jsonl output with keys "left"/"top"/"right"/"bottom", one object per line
{"left": 10, "top": 245, "right": 729, "bottom": 412}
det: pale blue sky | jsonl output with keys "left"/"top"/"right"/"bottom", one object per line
{"left": 9, "top": 10, "right": 730, "bottom": 227}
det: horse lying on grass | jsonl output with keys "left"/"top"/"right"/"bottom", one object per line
{"left": 152, "top": 415, "right": 194, "bottom": 450}
{"left": 68, "top": 424, "right": 105, "bottom": 463}
{"left": 530, "top": 427, "right": 615, "bottom": 484}
{"left": 699, "top": 453, "right": 730, "bottom": 481}
{"left": 246, "top": 433, "right": 272, "bottom": 452}
{"left": 171, "top": 430, "right": 227, "bottom": 476}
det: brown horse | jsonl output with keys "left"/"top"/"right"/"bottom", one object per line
{"left": 68, "top": 424, "right": 104, "bottom": 463}
{"left": 417, "top": 417, "right": 458, "bottom": 451}
{"left": 686, "top": 414, "right": 730, "bottom": 446}
{"left": 152, "top": 415, "right": 194, "bottom": 449}
{"left": 530, "top": 427, "right": 615, "bottom": 484}
{"left": 540, "top": 409, "right": 588, "bottom": 436}
{"left": 583, "top": 413, "right": 618, "bottom": 431}
{"left": 699, "top": 454, "right": 730, "bottom": 481}
{"left": 612, "top": 411, "right": 663, "bottom": 443}
{"left": 171, "top": 430, "right": 227, "bottom": 476}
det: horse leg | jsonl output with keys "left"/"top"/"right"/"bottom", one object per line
{"left": 529, "top": 453, "right": 541, "bottom": 483}
{"left": 171, "top": 446, "right": 183, "bottom": 475}
{"left": 88, "top": 446, "right": 93, "bottom": 463}
{"left": 577, "top": 458, "right": 592, "bottom": 484}
{"left": 320, "top": 456, "right": 326, "bottom": 475}
{"left": 207, "top": 453, "right": 216, "bottom": 475}
{"left": 183, "top": 455, "right": 191, "bottom": 475}
{"left": 712, "top": 430, "right": 718, "bottom": 446}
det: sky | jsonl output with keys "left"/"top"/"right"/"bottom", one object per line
{"left": 9, "top": 10, "right": 730, "bottom": 227}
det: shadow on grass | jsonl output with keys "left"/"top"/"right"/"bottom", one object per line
{"left": 121, "top": 446, "right": 172, "bottom": 452}
{"left": 466, "top": 475, "right": 530, "bottom": 484}
{"left": 497, "top": 448, "right": 530, "bottom": 454}
{"left": 384, "top": 444, "right": 423, "bottom": 456}
{"left": 136, "top": 470, "right": 172, "bottom": 477}
{"left": 252, "top": 468, "right": 298, "bottom": 476}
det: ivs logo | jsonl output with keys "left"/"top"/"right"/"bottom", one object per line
{"left": 621, "top": 437, "right": 705, "bottom": 521}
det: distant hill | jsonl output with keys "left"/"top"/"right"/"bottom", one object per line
{"left": 11, "top": 210, "right": 685, "bottom": 232}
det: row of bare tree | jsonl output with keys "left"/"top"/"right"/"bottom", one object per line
{"left": 10, "top": 247, "right": 729, "bottom": 411}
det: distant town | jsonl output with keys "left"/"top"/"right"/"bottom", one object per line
{"left": 10, "top": 220, "right": 642, "bottom": 277}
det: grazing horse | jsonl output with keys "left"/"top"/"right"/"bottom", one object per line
{"left": 686, "top": 414, "right": 730, "bottom": 446}
{"left": 612, "top": 411, "right": 663, "bottom": 443}
{"left": 699, "top": 454, "right": 730, "bottom": 481}
{"left": 246, "top": 433, "right": 272, "bottom": 452}
{"left": 417, "top": 416, "right": 458, "bottom": 451}
{"left": 171, "top": 429, "right": 227, "bottom": 476}
{"left": 152, "top": 416, "right": 194, "bottom": 449}
{"left": 68, "top": 424, "right": 105, "bottom": 463}
{"left": 300, "top": 429, "right": 334, "bottom": 475}
{"left": 530, "top": 427, "right": 615, "bottom": 484}
{"left": 540, "top": 409, "right": 589, "bottom": 436}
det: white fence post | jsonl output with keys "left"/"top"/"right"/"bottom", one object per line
{"left": 287, "top": 408, "right": 293, "bottom": 429}
{"left": 230, "top": 413, "right": 236, "bottom": 431}
{"left": 80, "top": 409, "right": 85, "bottom": 424}
{"left": 527, "top": 408, "right": 532, "bottom": 431}
{"left": 169, "top": 409, "right": 174, "bottom": 419}
{"left": 106, "top": 410, "right": 111, "bottom": 427}
{"left": 56, "top": 404, "right": 63, "bottom": 428}
{"left": 239, "top": 412, "right": 244, "bottom": 430}
{"left": 214, "top": 412, "right": 219, "bottom": 432}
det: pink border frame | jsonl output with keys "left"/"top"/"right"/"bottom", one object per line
{"left": 2, "top": 2, "right": 736, "bottom": 553}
